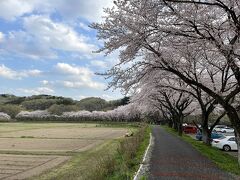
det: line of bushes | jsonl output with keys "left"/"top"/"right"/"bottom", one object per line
{"left": 3, "top": 102, "right": 143, "bottom": 122}
{"left": 15, "top": 116, "right": 141, "bottom": 122}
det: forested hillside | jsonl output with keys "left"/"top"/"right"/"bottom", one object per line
{"left": 0, "top": 94, "right": 129, "bottom": 118}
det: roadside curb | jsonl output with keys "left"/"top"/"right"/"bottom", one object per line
{"left": 133, "top": 132, "right": 153, "bottom": 180}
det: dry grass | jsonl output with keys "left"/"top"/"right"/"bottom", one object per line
{"left": 0, "top": 123, "right": 128, "bottom": 153}
{"left": 34, "top": 124, "right": 150, "bottom": 180}
{"left": 0, "top": 122, "right": 133, "bottom": 180}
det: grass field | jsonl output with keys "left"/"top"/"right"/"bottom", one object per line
{"left": 0, "top": 122, "right": 133, "bottom": 180}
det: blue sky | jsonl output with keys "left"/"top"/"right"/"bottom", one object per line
{"left": 0, "top": 0, "right": 123, "bottom": 100}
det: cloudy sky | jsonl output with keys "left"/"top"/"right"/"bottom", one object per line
{"left": 0, "top": 0, "right": 123, "bottom": 100}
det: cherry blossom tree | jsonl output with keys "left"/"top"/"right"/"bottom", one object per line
{"left": 15, "top": 105, "right": 144, "bottom": 122}
{"left": 16, "top": 110, "right": 52, "bottom": 121}
{"left": 16, "top": 110, "right": 50, "bottom": 118}
{"left": 92, "top": 0, "right": 240, "bottom": 163}
{"left": 132, "top": 72, "right": 194, "bottom": 136}
{"left": 0, "top": 112, "right": 11, "bottom": 121}
{"left": 61, "top": 103, "right": 143, "bottom": 122}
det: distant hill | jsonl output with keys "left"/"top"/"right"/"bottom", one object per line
{"left": 0, "top": 94, "right": 129, "bottom": 117}
{"left": 0, "top": 94, "right": 21, "bottom": 104}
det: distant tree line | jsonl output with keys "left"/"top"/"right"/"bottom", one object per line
{"left": 0, "top": 94, "right": 130, "bottom": 119}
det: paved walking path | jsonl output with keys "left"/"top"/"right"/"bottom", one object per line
{"left": 148, "top": 126, "right": 235, "bottom": 180}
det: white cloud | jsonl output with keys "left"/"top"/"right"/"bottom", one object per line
{"left": 0, "top": 64, "right": 41, "bottom": 80}
{"left": 3, "top": 30, "right": 57, "bottom": 59}
{"left": 26, "top": 69, "right": 42, "bottom": 76}
{"left": 78, "top": 22, "right": 91, "bottom": 31}
{"left": 101, "top": 94, "right": 117, "bottom": 101}
{"left": 24, "top": 15, "right": 96, "bottom": 53}
{"left": 1, "top": 15, "right": 97, "bottom": 59}
{"left": 41, "top": 0, "right": 113, "bottom": 22}
{"left": 90, "top": 60, "right": 107, "bottom": 68}
{"left": 55, "top": 63, "right": 105, "bottom": 89}
{"left": 51, "top": 0, "right": 113, "bottom": 22}
{"left": 17, "top": 87, "right": 55, "bottom": 95}
{"left": 78, "top": 95, "right": 87, "bottom": 100}
{"left": 40, "top": 80, "right": 49, "bottom": 85}
{"left": 90, "top": 51, "right": 120, "bottom": 70}
{"left": 61, "top": 80, "right": 104, "bottom": 89}
{"left": 0, "top": 32, "right": 4, "bottom": 42}
{"left": 56, "top": 63, "right": 93, "bottom": 76}
{"left": 0, "top": 0, "right": 34, "bottom": 20}
{"left": 0, "top": 0, "right": 113, "bottom": 22}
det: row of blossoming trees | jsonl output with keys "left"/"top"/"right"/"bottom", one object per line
{"left": 90, "top": 0, "right": 240, "bottom": 164}
{"left": 0, "top": 103, "right": 144, "bottom": 122}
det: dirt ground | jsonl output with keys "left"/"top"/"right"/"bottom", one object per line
{"left": 0, "top": 128, "right": 127, "bottom": 153}
{"left": 0, "top": 138, "right": 103, "bottom": 152}
{"left": 0, "top": 154, "right": 70, "bottom": 180}
{"left": 0, "top": 123, "right": 129, "bottom": 180}
{"left": 0, "top": 127, "right": 128, "bottom": 139}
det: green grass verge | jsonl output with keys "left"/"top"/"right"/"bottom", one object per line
{"left": 32, "top": 124, "right": 151, "bottom": 180}
{"left": 163, "top": 126, "right": 240, "bottom": 176}
{"left": 107, "top": 125, "right": 151, "bottom": 179}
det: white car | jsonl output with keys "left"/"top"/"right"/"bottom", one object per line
{"left": 220, "top": 127, "right": 235, "bottom": 133}
{"left": 213, "top": 125, "right": 227, "bottom": 132}
{"left": 212, "top": 136, "right": 238, "bottom": 151}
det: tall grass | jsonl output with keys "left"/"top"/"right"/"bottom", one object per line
{"left": 84, "top": 124, "right": 150, "bottom": 180}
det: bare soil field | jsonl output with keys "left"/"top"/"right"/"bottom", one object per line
{"left": 0, "top": 123, "right": 97, "bottom": 133}
{"left": 0, "top": 154, "right": 69, "bottom": 180}
{"left": 0, "top": 138, "right": 103, "bottom": 152}
{"left": 0, "top": 122, "right": 129, "bottom": 180}
{"left": 0, "top": 127, "right": 128, "bottom": 139}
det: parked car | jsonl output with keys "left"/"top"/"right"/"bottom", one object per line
{"left": 212, "top": 136, "right": 238, "bottom": 151}
{"left": 213, "top": 125, "right": 227, "bottom": 132}
{"left": 183, "top": 125, "right": 197, "bottom": 134}
{"left": 220, "top": 127, "right": 234, "bottom": 133}
{"left": 195, "top": 131, "right": 224, "bottom": 141}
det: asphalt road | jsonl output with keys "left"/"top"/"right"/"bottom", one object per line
{"left": 148, "top": 126, "right": 235, "bottom": 180}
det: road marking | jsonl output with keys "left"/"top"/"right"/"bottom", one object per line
{"left": 133, "top": 133, "right": 152, "bottom": 180}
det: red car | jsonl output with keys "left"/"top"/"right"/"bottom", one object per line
{"left": 183, "top": 125, "right": 197, "bottom": 134}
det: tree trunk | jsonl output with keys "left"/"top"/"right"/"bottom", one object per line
{"left": 201, "top": 114, "right": 211, "bottom": 145}
{"left": 173, "top": 120, "right": 178, "bottom": 130}
{"left": 178, "top": 122, "right": 183, "bottom": 136}
{"left": 235, "top": 131, "right": 240, "bottom": 165}
{"left": 168, "top": 120, "right": 173, "bottom": 128}
{"left": 178, "top": 115, "right": 183, "bottom": 136}
{"left": 223, "top": 104, "right": 240, "bottom": 165}
{"left": 224, "top": 106, "right": 240, "bottom": 135}
{"left": 202, "top": 128, "right": 211, "bottom": 146}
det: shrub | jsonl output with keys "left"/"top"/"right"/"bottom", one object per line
{"left": 48, "top": 104, "right": 79, "bottom": 115}
{"left": 21, "top": 99, "right": 57, "bottom": 110}
{"left": 15, "top": 110, "right": 56, "bottom": 121}
{"left": 0, "top": 104, "right": 22, "bottom": 118}
{"left": 0, "top": 112, "right": 11, "bottom": 121}
{"left": 84, "top": 124, "right": 149, "bottom": 180}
